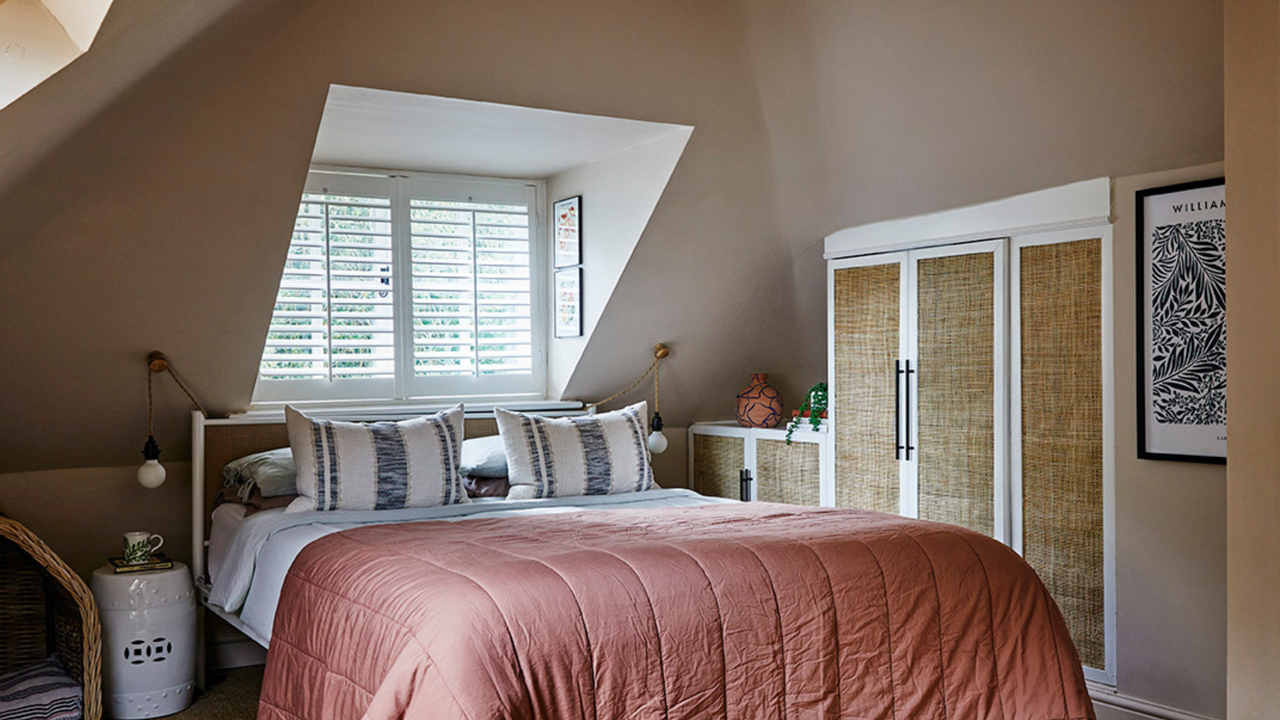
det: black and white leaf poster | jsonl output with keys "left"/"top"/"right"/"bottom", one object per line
{"left": 1137, "top": 178, "right": 1226, "bottom": 462}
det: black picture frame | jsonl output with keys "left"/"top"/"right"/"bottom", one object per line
{"left": 553, "top": 267, "right": 583, "bottom": 338}
{"left": 1135, "top": 176, "right": 1226, "bottom": 464}
{"left": 553, "top": 195, "right": 582, "bottom": 268}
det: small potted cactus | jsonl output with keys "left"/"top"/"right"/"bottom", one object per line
{"left": 785, "top": 382, "right": 828, "bottom": 444}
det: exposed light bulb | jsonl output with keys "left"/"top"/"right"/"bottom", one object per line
{"left": 647, "top": 411, "right": 668, "bottom": 454}
{"left": 137, "top": 459, "right": 166, "bottom": 489}
{"left": 137, "top": 434, "right": 166, "bottom": 488}
{"left": 647, "top": 430, "right": 668, "bottom": 455}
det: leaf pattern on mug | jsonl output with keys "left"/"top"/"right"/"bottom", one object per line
{"left": 1150, "top": 219, "right": 1226, "bottom": 425}
{"left": 126, "top": 539, "right": 151, "bottom": 562}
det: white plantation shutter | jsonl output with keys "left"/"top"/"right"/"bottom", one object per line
{"left": 254, "top": 170, "right": 543, "bottom": 404}
{"left": 409, "top": 199, "right": 533, "bottom": 373}
{"left": 259, "top": 198, "right": 331, "bottom": 381}
{"left": 402, "top": 175, "right": 540, "bottom": 398}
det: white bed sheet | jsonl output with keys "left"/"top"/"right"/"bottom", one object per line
{"left": 207, "top": 502, "right": 250, "bottom": 586}
{"left": 209, "top": 488, "right": 731, "bottom": 646}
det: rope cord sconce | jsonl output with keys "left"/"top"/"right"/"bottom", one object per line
{"left": 138, "top": 351, "right": 207, "bottom": 488}
{"left": 586, "top": 343, "right": 670, "bottom": 454}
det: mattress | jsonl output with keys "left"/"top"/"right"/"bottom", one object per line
{"left": 207, "top": 489, "right": 732, "bottom": 646}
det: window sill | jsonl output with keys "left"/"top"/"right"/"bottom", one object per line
{"left": 236, "top": 397, "right": 585, "bottom": 423}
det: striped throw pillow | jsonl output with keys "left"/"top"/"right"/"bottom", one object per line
{"left": 286, "top": 405, "right": 468, "bottom": 511}
{"left": 0, "top": 656, "right": 82, "bottom": 720}
{"left": 495, "top": 402, "right": 655, "bottom": 499}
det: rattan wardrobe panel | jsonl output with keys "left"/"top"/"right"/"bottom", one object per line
{"left": 1020, "top": 238, "right": 1105, "bottom": 670}
{"left": 692, "top": 434, "right": 744, "bottom": 500}
{"left": 755, "top": 439, "right": 821, "bottom": 506}
{"left": 833, "top": 263, "right": 900, "bottom": 513}
{"left": 916, "top": 253, "right": 996, "bottom": 536}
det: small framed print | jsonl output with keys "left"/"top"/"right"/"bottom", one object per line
{"left": 554, "top": 267, "right": 583, "bottom": 338}
{"left": 553, "top": 196, "right": 582, "bottom": 268}
{"left": 1136, "top": 177, "right": 1226, "bottom": 463}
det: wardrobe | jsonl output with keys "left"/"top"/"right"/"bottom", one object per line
{"left": 825, "top": 179, "right": 1113, "bottom": 682}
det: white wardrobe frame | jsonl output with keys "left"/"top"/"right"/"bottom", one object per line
{"left": 827, "top": 240, "right": 1010, "bottom": 540}
{"left": 824, "top": 178, "right": 1116, "bottom": 686}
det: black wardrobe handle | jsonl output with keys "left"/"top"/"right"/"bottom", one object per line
{"left": 905, "top": 360, "right": 916, "bottom": 460}
{"left": 739, "top": 469, "right": 752, "bottom": 502}
{"left": 895, "top": 360, "right": 904, "bottom": 460}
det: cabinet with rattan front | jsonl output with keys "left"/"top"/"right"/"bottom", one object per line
{"left": 688, "top": 422, "right": 832, "bottom": 506}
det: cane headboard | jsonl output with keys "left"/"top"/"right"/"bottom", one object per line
{"left": 191, "top": 412, "right": 500, "bottom": 582}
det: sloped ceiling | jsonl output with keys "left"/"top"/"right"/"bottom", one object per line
{"left": 0, "top": 0, "right": 1224, "bottom": 474}
{"left": 0, "top": 0, "right": 278, "bottom": 222}
{"left": 0, "top": 0, "right": 788, "bottom": 472}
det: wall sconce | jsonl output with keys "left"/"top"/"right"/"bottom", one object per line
{"left": 588, "top": 343, "right": 670, "bottom": 454}
{"left": 138, "top": 351, "right": 206, "bottom": 488}
{"left": 647, "top": 343, "right": 669, "bottom": 454}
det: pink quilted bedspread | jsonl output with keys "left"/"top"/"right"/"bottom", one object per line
{"left": 258, "top": 503, "right": 1094, "bottom": 720}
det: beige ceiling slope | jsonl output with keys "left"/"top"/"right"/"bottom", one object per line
{"left": 0, "top": 0, "right": 112, "bottom": 110}
{"left": 0, "top": 0, "right": 284, "bottom": 242}
{"left": 0, "top": 0, "right": 770, "bottom": 474}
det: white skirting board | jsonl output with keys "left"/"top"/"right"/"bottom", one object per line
{"left": 1089, "top": 685, "right": 1220, "bottom": 720}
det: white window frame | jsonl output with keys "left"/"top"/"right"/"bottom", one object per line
{"left": 252, "top": 167, "right": 547, "bottom": 406}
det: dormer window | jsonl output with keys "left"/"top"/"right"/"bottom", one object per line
{"left": 253, "top": 169, "right": 543, "bottom": 404}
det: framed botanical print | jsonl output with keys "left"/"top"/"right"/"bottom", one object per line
{"left": 554, "top": 267, "right": 582, "bottom": 338}
{"left": 1136, "top": 177, "right": 1226, "bottom": 463}
{"left": 553, "top": 196, "right": 582, "bottom": 268}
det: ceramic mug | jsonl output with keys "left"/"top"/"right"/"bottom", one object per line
{"left": 123, "top": 531, "right": 163, "bottom": 564}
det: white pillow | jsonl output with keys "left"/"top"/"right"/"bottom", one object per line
{"left": 222, "top": 447, "right": 297, "bottom": 498}
{"left": 460, "top": 435, "right": 508, "bottom": 478}
{"left": 285, "top": 405, "right": 468, "bottom": 511}
{"left": 495, "top": 401, "right": 655, "bottom": 499}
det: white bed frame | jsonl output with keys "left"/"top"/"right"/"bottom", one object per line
{"left": 187, "top": 404, "right": 586, "bottom": 683}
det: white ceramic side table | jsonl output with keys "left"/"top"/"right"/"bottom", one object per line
{"left": 90, "top": 562, "right": 196, "bottom": 719}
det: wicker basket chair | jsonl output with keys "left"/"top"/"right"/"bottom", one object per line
{"left": 0, "top": 512, "right": 102, "bottom": 720}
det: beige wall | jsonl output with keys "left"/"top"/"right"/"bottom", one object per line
{"left": 0, "top": 0, "right": 785, "bottom": 473}
{"left": 546, "top": 128, "right": 692, "bottom": 400}
{"left": 744, "top": 0, "right": 1225, "bottom": 239}
{"left": 0, "top": 0, "right": 1223, "bottom": 474}
{"left": 0, "top": 0, "right": 1228, "bottom": 712}
{"left": 0, "top": 464, "right": 192, "bottom": 580}
{"left": 1111, "top": 164, "right": 1226, "bottom": 718}
{"left": 737, "top": 0, "right": 1225, "bottom": 405}
{"left": 0, "top": 0, "right": 273, "bottom": 216}
{"left": 1224, "top": 0, "right": 1280, "bottom": 717}
{"left": 650, "top": 429, "right": 689, "bottom": 492}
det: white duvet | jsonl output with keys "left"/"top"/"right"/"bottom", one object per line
{"left": 207, "top": 488, "right": 732, "bottom": 645}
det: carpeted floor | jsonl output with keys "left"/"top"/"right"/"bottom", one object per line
{"left": 169, "top": 666, "right": 264, "bottom": 719}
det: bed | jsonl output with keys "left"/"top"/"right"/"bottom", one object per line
{"left": 191, "top": 411, "right": 1095, "bottom": 720}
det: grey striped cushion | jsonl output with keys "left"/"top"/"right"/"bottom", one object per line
{"left": 0, "top": 656, "right": 82, "bottom": 720}
{"left": 495, "top": 402, "right": 655, "bottom": 499}
{"left": 286, "top": 405, "right": 467, "bottom": 511}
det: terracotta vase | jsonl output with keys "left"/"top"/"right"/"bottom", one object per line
{"left": 736, "top": 374, "right": 784, "bottom": 428}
